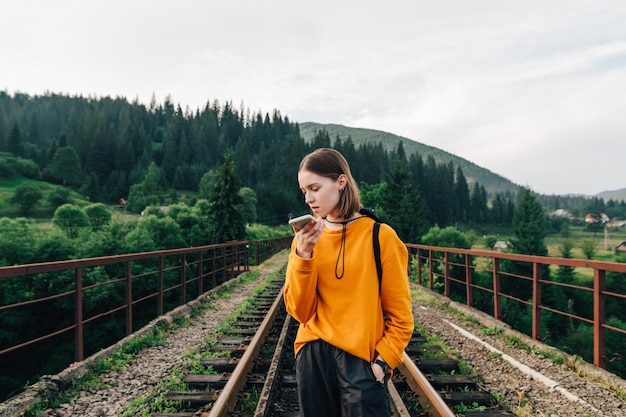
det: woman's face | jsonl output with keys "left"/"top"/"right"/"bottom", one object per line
{"left": 297, "top": 169, "right": 344, "bottom": 219}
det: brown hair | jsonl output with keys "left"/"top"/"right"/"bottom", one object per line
{"left": 299, "top": 148, "right": 361, "bottom": 219}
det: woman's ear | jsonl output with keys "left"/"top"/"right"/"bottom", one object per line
{"left": 337, "top": 174, "right": 347, "bottom": 190}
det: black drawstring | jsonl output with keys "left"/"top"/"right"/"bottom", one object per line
{"left": 326, "top": 208, "right": 379, "bottom": 280}
{"left": 334, "top": 222, "right": 347, "bottom": 279}
{"left": 324, "top": 215, "right": 365, "bottom": 280}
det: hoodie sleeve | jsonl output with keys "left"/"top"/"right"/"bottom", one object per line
{"left": 284, "top": 238, "right": 318, "bottom": 324}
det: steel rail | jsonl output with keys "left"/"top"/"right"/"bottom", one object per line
{"left": 252, "top": 306, "right": 292, "bottom": 417}
{"left": 206, "top": 287, "right": 284, "bottom": 417}
{"left": 397, "top": 351, "right": 456, "bottom": 417}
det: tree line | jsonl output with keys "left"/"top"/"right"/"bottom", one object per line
{"left": 0, "top": 92, "right": 514, "bottom": 229}
{"left": 1, "top": 90, "right": 625, "bottom": 244}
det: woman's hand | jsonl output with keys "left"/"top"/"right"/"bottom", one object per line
{"left": 371, "top": 361, "right": 386, "bottom": 384}
{"left": 371, "top": 356, "right": 389, "bottom": 383}
{"left": 294, "top": 218, "right": 324, "bottom": 259}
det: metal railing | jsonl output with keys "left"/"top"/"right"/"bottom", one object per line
{"left": 407, "top": 244, "right": 626, "bottom": 371}
{"left": 0, "top": 237, "right": 291, "bottom": 400}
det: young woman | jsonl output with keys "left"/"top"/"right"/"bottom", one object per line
{"left": 284, "top": 148, "right": 414, "bottom": 417}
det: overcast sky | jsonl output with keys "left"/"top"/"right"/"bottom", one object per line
{"left": 2, "top": 0, "right": 625, "bottom": 196}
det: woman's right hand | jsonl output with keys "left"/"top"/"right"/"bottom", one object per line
{"left": 294, "top": 218, "right": 324, "bottom": 259}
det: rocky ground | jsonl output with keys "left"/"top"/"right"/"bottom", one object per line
{"left": 2, "top": 251, "right": 625, "bottom": 417}
{"left": 412, "top": 289, "right": 626, "bottom": 416}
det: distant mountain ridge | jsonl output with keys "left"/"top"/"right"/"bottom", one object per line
{"left": 299, "top": 122, "right": 624, "bottom": 201}
{"left": 597, "top": 188, "right": 626, "bottom": 202}
{"left": 299, "top": 122, "right": 521, "bottom": 196}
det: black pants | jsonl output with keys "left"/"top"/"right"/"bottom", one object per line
{"left": 295, "top": 340, "right": 390, "bottom": 417}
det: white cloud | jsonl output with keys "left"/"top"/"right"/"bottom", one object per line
{"left": 1, "top": 0, "right": 626, "bottom": 195}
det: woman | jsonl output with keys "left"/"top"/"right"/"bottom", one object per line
{"left": 284, "top": 148, "right": 414, "bottom": 417}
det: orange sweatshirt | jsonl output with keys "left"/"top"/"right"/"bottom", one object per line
{"left": 284, "top": 216, "right": 414, "bottom": 369}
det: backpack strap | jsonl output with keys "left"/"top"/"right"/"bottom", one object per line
{"left": 373, "top": 221, "right": 382, "bottom": 291}
{"left": 360, "top": 207, "right": 383, "bottom": 292}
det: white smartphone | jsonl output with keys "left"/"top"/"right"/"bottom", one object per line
{"left": 288, "top": 214, "right": 315, "bottom": 230}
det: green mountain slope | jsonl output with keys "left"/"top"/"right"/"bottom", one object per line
{"left": 299, "top": 122, "right": 521, "bottom": 196}
{"left": 597, "top": 188, "right": 626, "bottom": 202}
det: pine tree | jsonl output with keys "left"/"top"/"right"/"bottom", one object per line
{"left": 8, "top": 122, "right": 24, "bottom": 157}
{"left": 47, "top": 146, "right": 82, "bottom": 187}
{"left": 0, "top": 109, "right": 7, "bottom": 151}
{"left": 511, "top": 188, "right": 548, "bottom": 257}
{"left": 380, "top": 158, "right": 428, "bottom": 243}
{"left": 454, "top": 166, "right": 470, "bottom": 223}
{"left": 503, "top": 188, "right": 551, "bottom": 304}
{"left": 207, "top": 154, "right": 246, "bottom": 243}
{"left": 311, "top": 129, "right": 331, "bottom": 149}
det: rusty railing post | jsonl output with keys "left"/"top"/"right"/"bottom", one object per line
{"left": 444, "top": 252, "right": 450, "bottom": 298}
{"left": 126, "top": 260, "right": 133, "bottom": 335}
{"left": 75, "top": 267, "right": 84, "bottom": 361}
{"left": 158, "top": 256, "right": 164, "bottom": 316}
{"left": 465, "top": 254, "right": 473, "bottom": 307}
{"left": 493, "top": 257, "right": 501, "bottom": 320}
{"left": 532, "top": 262, "right": 542, "bottom": 341}
{"left": 199, "top": 250, "right": 204, "bottom": 296}
{"left": 594, "top": 268, "right": 607, "bottom": 369}
{"left": 428, "top": 250, "right": 434, "bottom": 290}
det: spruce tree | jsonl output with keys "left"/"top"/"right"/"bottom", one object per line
{"left": 380, "top": 158, "right": 428, "bottom": 243}
{"left": 501, "top": 188, "right": 551, "bottom": 331}
{"left": 454, "top": 166, "right": 470, "bottom": 223}
{"left": 8, "top": 122, "right": 24, "bottom": 157}
{"left": 511, "top": 188, "right": 548, "bottom": 257}
{"left": 0, "top": 109, "right": 6, "bottom": 151}
{"left": 207, "top": 154, "right": 246, "bottom": 243}
{"left": 47, "top": 146, "right": 82, "bottom": 187}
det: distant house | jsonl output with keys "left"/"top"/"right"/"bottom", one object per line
{"left": 141, "top": 206, "right": 170, "bottom": 216}
{"left": 551, "top": 209, "right": 574, "bottom": 220}
{"left": 585, "top": 213, "right": 609, "bottom": 224}
{"left": 493, "top": 241, "right": 508, "bottom": 252}
{"left": 606, "top": 221, "right": 626, "bottom": 228}
{"left": 617, "top": 241, "right": 626, "bottom": 253}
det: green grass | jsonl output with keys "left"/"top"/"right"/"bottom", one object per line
{"left": 475, "top": 224, "right": 626, "bottom": 266}
{"left": 0, "top": 176, "right": 91, "bottom": 218}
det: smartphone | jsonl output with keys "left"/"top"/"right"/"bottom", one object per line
{"left": 288, "top": 214, "right": 315, "bottom": 230}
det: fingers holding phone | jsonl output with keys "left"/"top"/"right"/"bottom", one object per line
{"left": 289, "top": 214, "right": 323, "bottom": 258}
{"left": 289, "top": 214, "right": 316, "bottom": 231}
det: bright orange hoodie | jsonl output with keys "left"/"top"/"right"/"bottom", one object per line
{"left": 284, "top": 216, "right": 414, "bottom": 369}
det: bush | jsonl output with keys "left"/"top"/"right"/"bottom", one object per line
{"left": 47, "top": 186, "right": 72, "bottom": 209}
{"left": 53, "top": 204, "right": 91, "bottom": 238}
{"left": 245, "top": 223, "right": 291, "bottom": 240}
{"left": 84, "top": 203, "right": 112, "bottom": 230}
{"left": 0, "top": 155, "right": 40, "bottom": 179}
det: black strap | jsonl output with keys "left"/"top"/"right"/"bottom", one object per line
{"left": 360, "top": 207, "right": 383, "bottom": 292}
{"left": 373, "top": 222, "right": 382, "bottom": 291}
{"left": 360, "top": 206, "right": 381, "bottom": 222}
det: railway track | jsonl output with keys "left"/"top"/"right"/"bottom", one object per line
{"left": 148, "top": 277, "right": 513, "bottom": 417}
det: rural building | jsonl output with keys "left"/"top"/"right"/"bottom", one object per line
{"left": 585, "top": 213, "right": 609, "bottom": 224}
{"left": 141, "top": 206, "right": 170, "bottom": 216}
{"left": 493, "top": 241, "right": 508, "bottom": 252}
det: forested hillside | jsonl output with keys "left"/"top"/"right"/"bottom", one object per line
{"left": 300, "top": 122, "right": 520, "bottom": 196}
{"left": 0, "top": 92, "right": 508, "bottom": 233}
{"left": 1, "top": 91, "right": 625, "bottom": 244}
